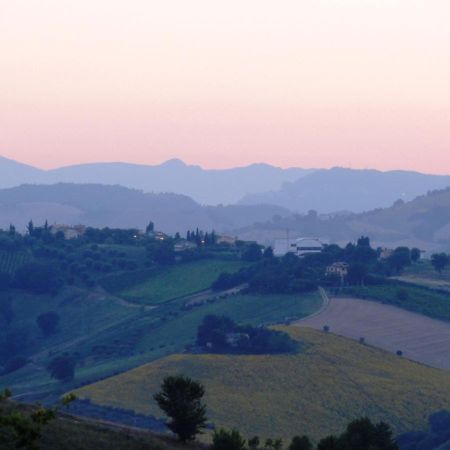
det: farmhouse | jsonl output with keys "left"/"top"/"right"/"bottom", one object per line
{"left": 217, "top": 235, "right": 237, "bottom": 246}
{"left": 274, "top": 237, "right": 325, "bottom": 257}
{"left": 174, "top": 239, "right": 198, "bottom": 252}
{"left": 50, "top": 224, "right": 86, "bottom": 240}
{"left": 379, "top": 247, "right": 394, "bottom": 260}
{"left": 326, "top": 262, "right": 349, "bottom": 278}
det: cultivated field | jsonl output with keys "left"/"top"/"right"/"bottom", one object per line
{"left": 117, "top": 259, "right": 246, "bottom": 305}
{"left": 0, "top": 249, "right": 31, "bottom": 274}
{"left": 296, "top": 296, "right": 450, "bottom": 371}
{"left": 74, "top": 327, "right": 450, "bottom": 442}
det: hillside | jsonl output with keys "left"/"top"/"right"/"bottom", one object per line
{"left": 0, "top": 265, "right": 321, "bottom": 400}
{"left": 73, "top": 327, "right": 450, "bottom": 442}
{"left": 240, "top": 167, "right": 450, "bottom": 214}
{"left": 237, "top": 187, "right": 450, "bottom": 251}
{"left": 0, "top": 156, "right": 310, "bottom": 205}
{"left": 0, "top": 183, "right": 290, "bottom": 233}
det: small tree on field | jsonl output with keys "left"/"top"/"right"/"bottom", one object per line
{"left": 46, "top": 354, "right": 76, "bottom": 382}
{"left": 431, "top": 253, "right": 449, "bottom": 274}
{"left": 154, "top": 375, "right": 207, "bottom": 441}
{"left": 212, "top": 428, "right": 247, "bottom": 450}
{"left": 37, "top": 311, "right": 60, "bottom": 337}
{"left": 411, "top": 248, "right": 421, "bottom": 263}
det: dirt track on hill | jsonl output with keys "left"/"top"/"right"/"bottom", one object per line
{"left": 294, "top": 296, "right": 450, "bottom": 372}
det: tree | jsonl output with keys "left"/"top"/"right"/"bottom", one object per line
{"left": 154, "top": 375, "right": 207, "bottom": 441}
{"left": 347, "top": 263, "right": 369, "bottom": 286}
{"left": 248, "top": 436, "right": 260, "bottom": 449}
{"left": 289, "top": 435, "right": 313, "bottom": 450}
{"left": 146, "top": 221, "right": 155, "bottom": 234}
{"left": 36, "top": 312, "right": 60, "bottom": 337}
{"left": 27, "top": 220, "right": 34, "bottom": 236}
{"left": 339, "top": 417, "right": 398, "bottom": 450}
{"left": 242, "top": 243, "right": 262, "bottom": 262}
{"left": 388, "top": 247, "right": 411, "bottom": 274}
{"left": 212, "top": 428, "right": 246, "bottom": 450}
{"left": 431, "top": 253, "right": 449, "bottom": 274}
{"left": 0, "top": 389, "right": 75, "bottom": 450}
{"left": 263, "top": 246, "right": 274, "bottom": 258}
{"left": 46, "top": 354, "right": 76, "bottom": 382}
{"left": 14, "top": 262, "right": 61, "bottom": 294}
{"left": 410, "top": 248, "right": 421, "bottom": 263}
{"left": 317, "top": 436, "right": 340, "bottom": 450}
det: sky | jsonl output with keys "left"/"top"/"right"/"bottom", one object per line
{"left": 1, "top": 0, "right": 450, "bottom": 172}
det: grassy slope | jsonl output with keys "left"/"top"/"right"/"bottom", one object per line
{"left": 74, "top": 327, "right": 450, "bottom": 443}
{"left": 117, "top": 260, "right": 247, "bottom": 305}
{"left": 341, "top": 282, "right": 450, "bottom": 321}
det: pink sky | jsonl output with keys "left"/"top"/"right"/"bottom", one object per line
{"left": 1, "top": 0, "right": 450, "bottom": 172}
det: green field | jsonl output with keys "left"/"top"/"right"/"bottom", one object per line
{"left": 341, "top": 282, "right": 450, "bottom": 321}
{"left": 116, "top": 259, "right": 246, "bottom": 305}
{"left": 403, "top": 260, "right": 450, "bottom": 282}
{"left": 1, "top": 284, "right": 321, "bottom": 399}
{"left": 75, "top": 326, "right": 450, "bottom": 443}
{"left": 0, "top": 250, "right": 31, "bottom": 275}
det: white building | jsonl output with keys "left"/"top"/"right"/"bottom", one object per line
{"left": 273, "top": 237, "right": 325, "bottom": 257}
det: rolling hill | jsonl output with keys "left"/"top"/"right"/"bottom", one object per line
{"left": 0, "top": 183, "right": 290, "bottom": 233}
{"left": 73, "top": 327, "right": 450, "bottom": 442}
{"left": 237, "top": 187, "right": 450, "bottom": 251}
{"left": 240, "top": 167, "right": 450, "bottom": 214}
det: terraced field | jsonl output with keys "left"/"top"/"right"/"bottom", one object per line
{"left": 296, "top": 296, "right": 450, "bottom": 371}
{"left": 74, "top": 327, "right": 450, "bottom": 442}
{"left": 0, "top": 249, "right": 31, "bottom": 274}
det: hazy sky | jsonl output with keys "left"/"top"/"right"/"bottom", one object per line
{"left": 1, "top": 0, "right": 450, "bottom": 172}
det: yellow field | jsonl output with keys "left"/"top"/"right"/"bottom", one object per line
{"left": 74, "top": 327, "right": 450, "bottom": 442}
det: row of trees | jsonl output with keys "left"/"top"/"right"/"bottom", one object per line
{"left": 154, "top": 375, "right": 398, "bottom": 449}
{"left": 196, "top": 315, "right": 298, "bottom": 354}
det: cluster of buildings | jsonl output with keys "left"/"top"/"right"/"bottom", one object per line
{"left": 273, "top": 237, "right": 325, "bottom": 258}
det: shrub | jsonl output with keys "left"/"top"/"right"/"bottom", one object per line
{"left": 212, "top": 428, "right": 246, "bottom": 450}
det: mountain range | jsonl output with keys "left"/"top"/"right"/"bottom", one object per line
{"left": 0, "top": 156, "right": 310, "bottom": 206}
{"left": 239, "top": 167, "right": 450, "bottom": 213}
{"left": 2, "top": 156, "right": 450, "bottom": 213}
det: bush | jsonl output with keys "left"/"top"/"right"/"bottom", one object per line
{"left": 37, "top": 311, "right": 60, "bottom": 337}
{"left": 47, "top": 354, "right": 76, "bottom": 382}
{"left": 212, "top": 428, "right": 246, "bottom": 450}
{"left": 14, "top": 262, "right": 62, "bottom": 294}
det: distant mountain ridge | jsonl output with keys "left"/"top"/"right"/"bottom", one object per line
{"left": 0, "top": 183, "right": 290, "bottom": 233}
{"left": 239, "top": 167, "right": 450, "bottom": 213}
{"left": 2, "top": 156, "right": 450, "bottom": 213}
{"left": 0, "top": 156, "right": 311, "bottom": 205}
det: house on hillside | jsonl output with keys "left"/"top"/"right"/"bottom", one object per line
{"left": 378, "top": 247, "right": 394, "bottom": 260}
{"left": 174, "top": 239, "right": 198, "bottom": 253}
{"left": 217, "top": 235, "right": 237, "bottom": 246}
{"left": 326, "top": 262, "right": 349, "bottom": 278}
{"left": 274, "top": 237, "right": 325, "bottom": 257}
{"left": 50, "top": 224, "right": 86, "bottom": 240}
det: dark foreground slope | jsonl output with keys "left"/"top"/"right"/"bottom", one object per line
{"left": 4, "top": 401, "right": 203, "bottom": 450}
